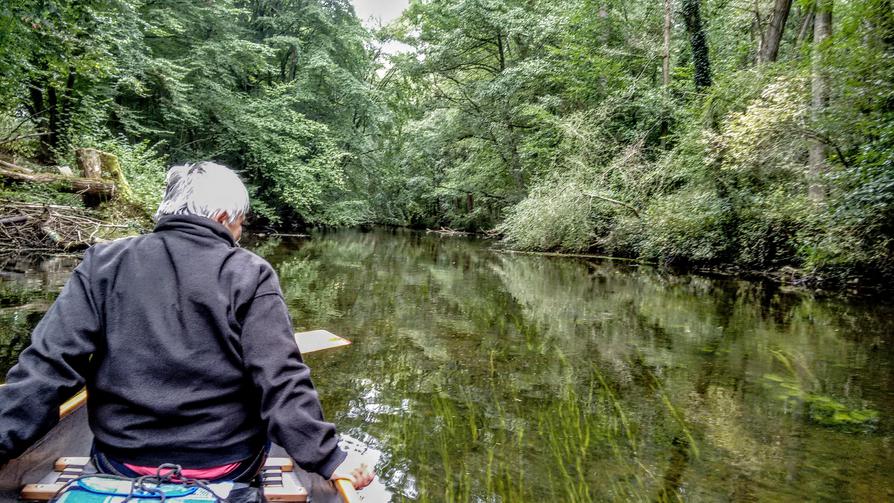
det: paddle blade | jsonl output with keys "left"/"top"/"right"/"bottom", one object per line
{"left": 295, "top": 330, "right": 351, "bottom": 355}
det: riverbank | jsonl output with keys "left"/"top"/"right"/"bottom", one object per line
{"left": 417, "top": 228, "right": 885, "bottom": 295}
{"left": 0, "top": 147, "right": 884, "bottom": 295}
{"left": 0, "top": 204, "right": 885, "bottom": 296}
{"left": 0, "top": 150, "right": 162, "bottom": 254}
{"left": 493, "top": 247, "right": 880, "bottom": 296}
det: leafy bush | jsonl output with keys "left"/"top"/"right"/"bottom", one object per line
{"left": 500, "top": 178, "right": 603, "bottom": 252}
{"left": 638, "top": 189, "right": 730, "bottom": 264}
{"left": 93, "top": 138, "right": 168, "bottom": 218}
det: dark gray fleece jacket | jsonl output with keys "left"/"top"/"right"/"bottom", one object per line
{"left": 0, "top": 214, "right": 346, "bottom": 477}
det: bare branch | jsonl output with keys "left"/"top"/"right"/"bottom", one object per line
{"left": 583, "top": 191, "right": 641, "bottom": 218}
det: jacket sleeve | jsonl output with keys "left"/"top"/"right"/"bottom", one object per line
{"left": 0, "top": 256, "right": 99, "bottom": 464}
{"left": 240, "top": 270, "right": 346, "bottom": 479}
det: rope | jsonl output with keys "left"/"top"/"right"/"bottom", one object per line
{"left": 50, "top": 464, "right": 232, "bottom": 503}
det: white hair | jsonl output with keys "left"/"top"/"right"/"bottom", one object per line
{"left": 154, "top": 161, "right": 250, "bottom": 224}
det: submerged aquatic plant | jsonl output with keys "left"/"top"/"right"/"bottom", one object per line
{"left": 763, "top": 348, "right": 880, "bottom": 432}
{"left": 763, "top": 373, "right": 879, "bottom": 431}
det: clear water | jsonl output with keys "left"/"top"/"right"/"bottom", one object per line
{"left": 2, "top": 229, "right": 893, "bottom": 501}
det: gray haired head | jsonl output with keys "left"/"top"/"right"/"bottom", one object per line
{"left": 154, "top": 161, "right": 250, "bottom": 224}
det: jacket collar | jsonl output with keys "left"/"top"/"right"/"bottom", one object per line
{"left": 153, "top": 214, "right": 237, "bottom": 247}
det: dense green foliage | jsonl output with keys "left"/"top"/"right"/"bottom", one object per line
{"left": 371, "top": 0, "right": 894, "bottom": 284}
{"left": 2, "top": 0, "right": 893, "bottom": 284}
{"left": 0, "top": 0, "right": 379, "bottom": 226}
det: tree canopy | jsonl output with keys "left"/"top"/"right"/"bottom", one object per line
{"left": 1, "top": 0, "right": 893, "bottom": 284}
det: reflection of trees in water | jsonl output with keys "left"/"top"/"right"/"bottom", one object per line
{"left": 0, "top": 254, "right": 79, "bottom": 378}
{"left": 277, "top": 257, "right": 342, "bottom": 326}
{"left": 0, "top": 311, "right": 40, "bottom": 378}
{"left": 0, "top": 280, "right": 61, "bottom": 378}
{"left": 492, "top": 253, "right": 893, "bottom": 501}
{"left": 249, "top": 231, "right": 893, "bottom": 501}
{"left": 1, "top": 232, "right": 890, "bottom": 500}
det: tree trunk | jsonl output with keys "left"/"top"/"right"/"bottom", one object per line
{"left": 796, "top": 7, "right": 815, "bottom": 47}
{"left": 27, "top": 80, "right": 44, "bottom": 119}
{"left": 663, "top": 0, "right": 672, "bottom": 87}
{"left": 99, "top": 151, "right": 134, "bottom": 204}
{"left": 0, "top": 161, "right": 116, "bottom": 201}
{"left": 808, "top": 0, "right": 832, "bottom": 202}
{"left": 681, "top": 0, "right": 712, "bottom": 90}
{"left": 758, "top": 0, "right": 794, "bottom": 63}
{"left": 46, "top": 85, "right": 59, "bottom": 156}
{"left": 751, "top": 0, "right": 763, "bottom": 64}
{"left": 76, "top": 148, "right": 103, "bottom": 179}
{"left": 496, "top": 30, "right": 506, "bottom": 71}
{"left": 58, "top": 69, "right": 77, "bottom": 151}
{"left": 28, "top": 80, "right": 52, "bottom": 163}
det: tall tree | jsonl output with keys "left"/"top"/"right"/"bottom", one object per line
{"left": 680, "top": 0, "right": 711, "bottom": 90}
{"left": 1, "top": 0, "right": 143, "bottom": 162}
{"left": 663, "top": 0, "right": 672, "bottom": 87}
{"left": 809, "top": 0, "right": 832, "bottom": 202}
{"left": 795, "top": 5, "right": 815, "bottom": 47}
{"left": 758, "top": 0, "right": 794, "bottom": 63}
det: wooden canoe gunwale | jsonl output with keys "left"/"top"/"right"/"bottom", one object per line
{"left": 58, "top": 390, "right": 87, "bottom": 420}
{"left": 0, "top": 386, "right": 87, "bottom": 420}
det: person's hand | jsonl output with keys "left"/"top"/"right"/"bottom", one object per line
{"left": 330, "top": 459, "right": 375, "bottom": 490}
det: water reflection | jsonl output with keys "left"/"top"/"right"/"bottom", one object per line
{"left": 0, "top": 255, "right": 78, "bottom": 376}
{"left": 1, "top": 230, "right": 892, "bottom": 502}
{"left": 254, "top": 230, "right": 893, "bottom": 502}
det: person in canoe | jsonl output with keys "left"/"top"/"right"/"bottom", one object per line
{"left": 0, "top": 162, "right": 374, "bottom": 489}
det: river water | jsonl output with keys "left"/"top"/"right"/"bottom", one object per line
{"left": 2, "top": 229, "right": 892, "bottom": 501}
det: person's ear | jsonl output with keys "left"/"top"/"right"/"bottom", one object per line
{"left": 214, "top": 212, "right": 230, "bottom": 225}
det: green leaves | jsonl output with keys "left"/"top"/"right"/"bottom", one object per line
{"left": 218, "top": 89, "right": 347, "bottom": 226}
{"left": 1, "top": 0, "right": 892, "bottom": 278}
{"left": 1, "top": 0, "right": 379, "bottom": 227}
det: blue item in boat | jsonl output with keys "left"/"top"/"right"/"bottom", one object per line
{"left": 52, "top": 476, "right": 233, "bottom": 503}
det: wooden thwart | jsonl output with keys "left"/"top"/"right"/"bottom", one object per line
{"left": 259, "top": 458, "right": 306, "bottom": 502}
{"left": 22, "top": 458, "right": 305, "bottom": 502}
{"left": 48, "top": 458, "right": 292, "bottom": 473}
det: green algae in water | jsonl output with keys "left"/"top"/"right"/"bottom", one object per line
{"left": 762, "top": 373, "right": 880, "bottom": 431}
{"left": 806, "top": 393, "right": 879, "bottom": 429}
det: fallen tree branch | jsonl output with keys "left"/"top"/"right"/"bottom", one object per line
{"left": 0, "top": 215, "right": 28, "bottom": 225}
{"left": 0, "top": 162, "right": 116, "bottom": 197}
{"left": 0, "top": 200, "right": 119, "bottom": 252}
{"left": 0, "top": 159, "right": 33, "bottom": 173}
{"left": 427, "top": 227, "right": 470, "bottom": 236}
{"left": 0, "top": 199, "right": 91, "bottom": 212}
{"left": 0, "top": 108, "right": 51, "bottom": 143}
{"left": 583, "top": 192, "right": 642, "bottom": 218}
